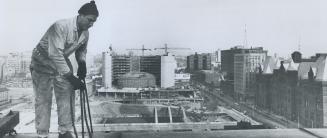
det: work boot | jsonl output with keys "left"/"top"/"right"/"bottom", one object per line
{"left": 59, "top": 131, "right": 74, "bottom": 138}
{"left": 37, "top": 130, "right": 49, "bottom": 138}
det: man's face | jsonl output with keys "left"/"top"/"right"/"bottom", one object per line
{"left": 78, "top": 14, "right": 98, "bottom": 31}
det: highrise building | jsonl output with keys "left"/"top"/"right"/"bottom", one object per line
{"left": 221, "top": 46, "right": 267, "bottom": 99}
{"left": 20, "top": 51, "right": 32, "bottom": 74}
{"left": 186, "top": 53, "right": 211, "bottom": 72}
{"left": 4, "top": 52, "right": 32, "bottom": 77}
{"left": 140, "top": 56, "right": 161, "bottom": 86}
{"left": 102, "top": 51, "right": 112, "bottom": 88}
{"left": 161, "top": 54, "right": 176, "bottom": 88}
{"left": 102, "top": 53, "right": 177, "bottom": 88}
{"left": 5, "top": 53, "right": 21, "bottom": 76}
{"left": 112, "top": 56, "right": 131, "bottom": 85}
{"left": 234, "top": 52, "right": 266, "bottom": 101}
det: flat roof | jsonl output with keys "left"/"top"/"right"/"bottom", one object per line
{"left": 5, "top": 128, "right": 327, "bottom": 138}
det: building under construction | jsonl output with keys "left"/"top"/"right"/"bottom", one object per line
{"left": 112, "top": 55, "right": 131, "bottom": 85}
{"left": 117, "top": 72, "right": 156, "bottom": 88}
{"left": 103, "top": 51, "right": 176, "bottom": 88}
{"left": 97, "top": 87, "right": 202, "bottom": 104}
{"left": 139, "top": 56, "right": 161, "bottom": 86}
{"left": 98, "top": 50, "right": 199, "bottom": 104}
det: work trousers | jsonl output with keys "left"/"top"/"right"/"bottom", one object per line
{"left": 31, "top": 70, "right": 75, "bottom": 135}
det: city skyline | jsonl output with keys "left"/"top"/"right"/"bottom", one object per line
{"left": 1, "top": 0, "right": 326, "bottom": 58}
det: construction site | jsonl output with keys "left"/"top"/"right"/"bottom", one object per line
{"left": 83, "top": 45, "right": 262, "bottom": 132}
{"left": 1, "top": 45, "right": 262, "bottom": 137}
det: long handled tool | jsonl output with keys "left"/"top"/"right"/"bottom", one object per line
{"left": 70, "top": 93, "right": 78, "bottom": 137}
{"left": 83, "top": 78, "right": 94, "bottom": 133}
{"left": 71, "top": 79, "right": 93, "bottom": 138}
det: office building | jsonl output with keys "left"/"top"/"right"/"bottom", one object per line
{"left": 102, "top": 53, "right": 177, "bottom": 88}
{"left": 234, "top": 52, "right": 266, "bottom": 101}
{"left": 220, "top": 46, "right": 267, "bottom": 99}
{"left": 112, "top": 56, "right": 131, "bottom": 85}
{"left": 102, "top": 51, "right": 112, "bottom": 88}
{"left": 160, "top": 55, "right": 176, "bottom": 88}
{"left": 186, "top": 53, "right": 211, "bottom": 72}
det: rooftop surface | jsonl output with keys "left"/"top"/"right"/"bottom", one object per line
{"left": 4, "top": 129, "right": 327, "bottom": 138}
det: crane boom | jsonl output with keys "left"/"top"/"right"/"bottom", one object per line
{"left": 154, "top": 43, "right": 190, "bottom": 55}
{"left": 126, "top": 45, "right": 151, "bottom": 56}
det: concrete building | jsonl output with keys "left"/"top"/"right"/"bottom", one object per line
{"left": 102, "top": 51, "right": 112, "bottom": 88}
{"left": 139, "top": 54, "right": 176, "bottom": 88}
{"left": 161, "top": 54, "right": 176, "bottom": 88}
{"left": 255, "top": 52, "right": 327, "bottom": 128}
{"left": 220, "top": 46, "right": 267, "bottom": 99}
{"left": 234, "top": 52, "right": 266, "bottom": 102}
{"left": 211, "top": 50, "right": 221, "bottom": 72}
{"left": 130, "top": 56, "right": 141, "bottom": 72}
{"left": 20, "top": 51, "right": 32, "bottom": 74}
{"left": 186, "top": 53, "right": 211, "bottom": 72}
{"left": 101, "top": 52, "right": 177, "bottom": 88}
{"left": 117, "top": 72, "right": 156, "bottom": 88}
{"left": 5, "top": 53, "right": 21, "bottom": 76}
{"left": 140, "top": 56, "right": 161, "bottom": 86}
{"left": 1, "top": 52, "right": 32, "bottom": 80}
{"left": 112, "top": 56, "right": 131, "bottom": 85}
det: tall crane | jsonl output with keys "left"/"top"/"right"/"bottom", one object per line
{"left": 126, "top": 45, "right": 152, "bottom": 56}
{"left": 154, "top": 43, "right": 190, "bottom": 55}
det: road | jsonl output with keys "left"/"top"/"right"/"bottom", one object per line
{"left": 193, "top": 82, "right": 300, "bottom": 129}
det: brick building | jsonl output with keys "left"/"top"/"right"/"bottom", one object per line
{"left": 186, "top": 53, "right": 211, "bottom": 72}
{"left": 255, "top": 52, "right": 327, "bottom": 128}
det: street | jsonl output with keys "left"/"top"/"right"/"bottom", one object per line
{"left": 193, "top": 82, "right": 301, "bottom": 129}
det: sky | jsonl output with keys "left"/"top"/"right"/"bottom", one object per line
{"left": 0, "top": 0, "right": 326, "bottom": 58}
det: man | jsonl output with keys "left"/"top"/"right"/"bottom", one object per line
{"left": 30, "top": 1, "right": 98, "bottom": 138}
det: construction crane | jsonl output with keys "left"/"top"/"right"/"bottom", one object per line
{"left": 126, "top": 45, "right": 151, "bottom": 56}
{"left": 154, "top": 43, "right": 190, "bottom": 55}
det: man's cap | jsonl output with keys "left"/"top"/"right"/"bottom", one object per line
{"left": 78, "top": 0, "right": 99, "bottom": 16}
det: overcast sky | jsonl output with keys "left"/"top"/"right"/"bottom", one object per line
{"left": 0, "top": 0, "right": 326, "bottom": 57}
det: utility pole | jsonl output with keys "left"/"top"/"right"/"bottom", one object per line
{"left": 297, "top": 114, "right": 300, "bottom": 128}
{"left": 243, "top": 24, "right": 248, "bottom": 48}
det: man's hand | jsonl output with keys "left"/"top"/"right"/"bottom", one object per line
{"left": 77, "top": 61, "right": 87, "bottom": 79}
{"left": 64, "top": 73, "right": 85, "bottom": 90}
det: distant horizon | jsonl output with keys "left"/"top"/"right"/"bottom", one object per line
{"left": 0, "top": 46, "right": 324, "bottom": 59}
{"left": 1, "top": 0, "right": 326, "bottom": 58}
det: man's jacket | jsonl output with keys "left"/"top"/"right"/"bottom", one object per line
{"left": 31, "top": 16, "right": 88, "bottom": 75}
